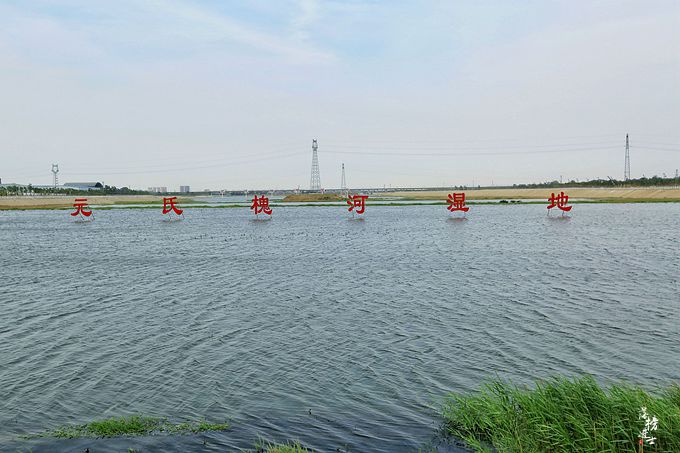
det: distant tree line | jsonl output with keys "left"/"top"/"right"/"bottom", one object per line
{"left": 0, "top": 185, "right": 149, "bottom": 196}
{"left": 509, "top": 175, "right": 680, "bottom": 189}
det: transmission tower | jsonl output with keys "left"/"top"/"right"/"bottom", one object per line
{"left": 624, "top": 134, "right": 630, "bottom": 181}
{"left": 51, "top": 164, "right": 59, "bottom": 188}
{"left": 341, "top": 163, "right": 347, "bottom": 196}
{"left": 310, "top": 139, "right": 321, "bottom": 191}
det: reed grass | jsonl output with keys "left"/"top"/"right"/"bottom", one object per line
{"left": 442, "top": 376, "right": 680, "bottom": 453}
{"left": 254, "top": 440, "right": 310, "bottom": 452}
{"left": 24, "top": 415, "right": 229, "bottom": 439}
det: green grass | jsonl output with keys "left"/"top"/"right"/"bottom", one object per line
{"left": 442, "top": 376, "right": 680, "bottom": 452}
{"left": 24, "top": 415, "right": 229, "bottom": 439}
{"left": 254, "top": 440, "right": 310, "bottom": 453}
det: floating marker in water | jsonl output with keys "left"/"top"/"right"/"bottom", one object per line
{"left": 162, "top": 196, "right": 184, "bottom": 221}
{"left": 71, "top": 198, "right": 94, "bottom": 222}
{"left": 347, "top": 194, "right": 368, "bottom": 217}
{"left": 547, "top": 191, "right": 572, "bottom": 216}
{"left": 447, "top": 192, "right": 469, "bottom": 217}
{"left": 250, "top": 195, "right": 272, "bottom": 218}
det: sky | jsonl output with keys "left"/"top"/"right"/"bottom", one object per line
{"left": 0, "top": 0, "right": 678, "bottom": 191}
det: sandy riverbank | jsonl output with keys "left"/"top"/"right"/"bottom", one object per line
{"left": 2, "top": 187, "right": 679, "bottom": 209}
{"left": 381, "top": 187, "right": 680, "bottom": 201}
{"left": 0, "top": 195, "right": 192, "bottom": 210}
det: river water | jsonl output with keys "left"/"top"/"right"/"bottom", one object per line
{"left": 1, "top": 203, "right": 678, "bottom": 452}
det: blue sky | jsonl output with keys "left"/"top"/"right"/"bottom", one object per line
{"left": 1, "top": 1, "right": 678, "bottom": 190}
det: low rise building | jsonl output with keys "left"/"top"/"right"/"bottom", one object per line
{"left": 63, "top": 182, "right": 104, "bottom": 190}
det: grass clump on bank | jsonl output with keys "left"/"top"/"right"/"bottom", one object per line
{"left": 254, "top": 440, "right": 310, "bottom": 453}
{"left": 443, "top": 376, "right": 680, "bottom": 452}
{"left": 26, "top": 415, "right": 229, "bottom": 439}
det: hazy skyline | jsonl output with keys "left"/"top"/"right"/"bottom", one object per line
{"left": 1, "top": 0, "right": 678, "bottom": 191}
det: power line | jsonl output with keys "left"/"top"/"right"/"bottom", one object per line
{"left": 321, "top": 140, "right": 617, "bottom": 151}
{"left": 323, "top": 145, "right": 621, "bottom": 157}
{"left": 62, "top": 151, "right": 308, "bottom": 176}
{"left": 322, "top": 133, "right": 622, "bottom": 145}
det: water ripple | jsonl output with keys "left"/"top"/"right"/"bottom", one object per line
{"left": 0, "top": 203, "right": 678, "bottom": 451}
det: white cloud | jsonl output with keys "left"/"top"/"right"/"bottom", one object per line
{"left": 0, "top": 1, "right": 677, "bottom": 189}
{"left": 141, "top": 0, "right": 334, "bottom": 63}
{"left": 290, "top": 0, "right": 320, "bottom": 42}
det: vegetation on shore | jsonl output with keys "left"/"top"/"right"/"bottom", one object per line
{"left": 255, "top": 440, "right": 310, "bottom": 452}
{"left": 20, "top": 416, "right": 311, "bottom": 452}
{"left": 442, "top": 376, "right": 680, "bottom": 453}
{"left": 0, "top": 185, "right": 148, "bottom": 196}
{"left": 511, "top": 175, "right": 680, "bottom": 189}
{"left": 23, "top": 415, "right": 229, "bottom": 439}
{"left": 282, "top": 193, "right": 345, "bottom": 202}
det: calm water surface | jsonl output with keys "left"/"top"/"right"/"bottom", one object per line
{"left": 1, "top": 204, "right": 679, "bottom": 452}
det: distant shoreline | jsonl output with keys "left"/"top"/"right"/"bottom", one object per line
{"left": 381, "top": 186, "right": 680, "bottom": 201}
{"left": 0, "top": 195, "right": 194, "bottom": 210}
{"left": 1, "top": 187, "right": 679, "bottom": 210}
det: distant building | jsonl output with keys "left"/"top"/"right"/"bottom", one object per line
{"left": 63, "top": 182, "right": 104, "bottom": 190}
{"left": 179, "top": 185, "right": 190, "bottom": 193}
{"left": 147, "top": 187, "right": 168, "bottom": 193}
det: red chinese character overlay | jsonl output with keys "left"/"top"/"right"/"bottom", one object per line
{"left": 162, "top": 196, "right": 184, "bottom": 216}
{"left": 447, "top": 193, "right": 470, "bottom": 212}
{"left": 71, "top": 198, "right": 93, "bottom": 217}
{"left": 547, "top": 191, "right": 572, "bottom": 212}
{"left": 347, "top": 194, "right": 368, "bottom": 214}
{"left": 250, "top": 195, "right": 272, "bottom": 215}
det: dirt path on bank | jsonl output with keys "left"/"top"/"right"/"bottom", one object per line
{"left": 0, "top": 195, "right": 189, "bottom": 209}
